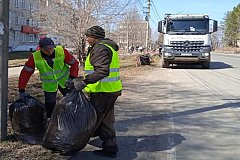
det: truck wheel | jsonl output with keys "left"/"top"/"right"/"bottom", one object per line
{"left": 162, "top": 60, "right": 170, "bottom": 68}
{"left": 202, "top": 61, "right": 210, "bottom": 69}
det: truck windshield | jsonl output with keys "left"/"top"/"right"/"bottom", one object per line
{"left": 167, "top": 19, "right": 209, "bottom": 34}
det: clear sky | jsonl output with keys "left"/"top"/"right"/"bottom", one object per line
{"left": 149, "top": 0, "right": 240, "bottom": 30}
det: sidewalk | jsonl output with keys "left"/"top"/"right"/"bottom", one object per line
{"left": 8, "top": 66, "right": 23, "bottom": 78}
{"left": 8, "top": 66, "right": 40, "bottom": 78}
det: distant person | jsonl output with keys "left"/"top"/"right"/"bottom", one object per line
{"left": 128, "top": 45, "right": 131, "bottom": 53}
{"left": 130, "top": 46, "right": 134, "bottom": 54}
{"left": 159, "top": 45, "right": 162, "bottom": 56}
{"left": 136, "top": 45, "right": 139, "bottom": 52}
{"left": 139, "top": 46, "right": 143, "bottom": 53}
{"left": 18, "top": 37, "right": 79, "bottom": 120}
{"left": 128, "top": 45, "right": 134, "bottom": 55}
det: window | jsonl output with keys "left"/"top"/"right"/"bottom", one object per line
{"left": 34, "top": 34, "right": 38, "bottom": 42}
{"left": 31, "top": 20, "right": 34, "bottom": 27}
{"left": 29, "top": 34, "right": 34, "bottom": 42}
{"left": 29, "top": 3, "right": 33, "bottom": 11}
{"left": 26, "top": 19, "right": 29, "bottom": 25}
{"left": 21, "top": 33, "right": 26, "bottom": 42}
{"left": 29, "top": 19, "right": 32, "bottom": 26}
{"left": 22, "top": 17, "right": 26, "bottom": 25}
{"left": 33, "top": 21, "right": 38, "bottom": 27}
{"left": 14, "top": 31, "right": 16, "bottom": 40}
{"left": 15, "top": 0, "right": 19, "bottom": 7}
{"left": 14, "top": 31, "right": 19, "bottom": 41}
{"left": 22, "top": 0, "right": 26, "bottom": 9}
{"left": 15, "top": 16, "right": 20, "bottom": 24}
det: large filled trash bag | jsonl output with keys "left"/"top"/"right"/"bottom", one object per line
{"left": 9, "top": 95, "right": 46, "bottom": 144}
{"left": 140, "top": 54, "right": 151, "bottom": 65}
{"left": 42, "top": 91, "right": 97, "bottom": 155}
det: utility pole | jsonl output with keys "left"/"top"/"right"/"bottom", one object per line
{"left": 126, "top": 15, "right": 129, "bottom": 51}
{"left": 0, "top": 0, "right": 9, "bottom": 141}
{"left": 145, "top": 0, "right": 150, "bottom": 53}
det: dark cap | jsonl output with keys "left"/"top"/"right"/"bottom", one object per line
{"left": 39, "top": 37, "right": 55, "bottom": 49}
{"left": 85, "top": 26, "right": 105, "bottom": 39}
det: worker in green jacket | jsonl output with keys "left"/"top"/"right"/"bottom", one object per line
{"left": 66, "top": 26, "right": 122, "bottom": 158}
{"left": 19, "top": 37, "right": 79, "bottom": 119}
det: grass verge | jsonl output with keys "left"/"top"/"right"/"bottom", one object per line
{"left": 2, "top": 53, "right": 160, "bottom": 160}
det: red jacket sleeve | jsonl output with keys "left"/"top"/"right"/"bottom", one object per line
{"left": 18, "top": 54, "right": 35, "bottom": 90}
{"left": 63, "top": 48, "right": 79, "bottom": 78}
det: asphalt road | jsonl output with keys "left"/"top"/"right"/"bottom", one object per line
{"left": 8, "top": 53, "right": 240, "bottom": 160}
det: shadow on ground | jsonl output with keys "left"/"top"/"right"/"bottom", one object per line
{"left": 209, "top": 61, "right": 233, "bottom": 69}
{"left": 168, "top": 61, "right": 232, "bottom": 70}
{"left": 68, "top": 133, "right": 185, "bottom": 160}
{"left": 115, "top": 101, "right": 240, "bottom": 133}
{"left": 68, "top": 100, "right": 240, "bottom": 160}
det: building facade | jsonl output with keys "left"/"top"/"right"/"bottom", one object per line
{"left": 116, "top": 20, "right": 149, "bottom": 50}
{"left": 9, "top": 0, "right": 42, "bottom": 51}
{"left": 8, "top": 0, "right": 67, "bottom": 51}
{"left": 9, "top": 0, "right": 66, "bottom": 51}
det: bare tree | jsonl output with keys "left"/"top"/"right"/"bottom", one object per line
{"left": 211, "top": 32, "right": 219, "bottom": 51}
{"left": 115, "top": 6, "right": 146, "bottom": 51}
{"left": 35, "top": 0, "right": 132, "bottom": 65}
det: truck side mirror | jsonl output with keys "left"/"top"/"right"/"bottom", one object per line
{"left": 209, "top": 20, "right": 218, "bottom": 33}
{"left": 213, "top": 20, "right": 218, "bottom": 32}
{"left": 158, "top": 20, "right": 164, "bottom": 33}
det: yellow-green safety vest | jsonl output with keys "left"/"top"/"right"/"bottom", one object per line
{"left": 33, "top": 46, "right": 69, "bottom": 92}
{"left": 84, "top": 43, "right": 122, "bottom": 93}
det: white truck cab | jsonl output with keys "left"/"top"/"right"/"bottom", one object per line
{"left": 158, "top": 14, "right": 218, "bottom": 69}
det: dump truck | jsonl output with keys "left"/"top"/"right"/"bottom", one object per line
{"left": 158, "top": 14, "right": 218, "bottom": 69}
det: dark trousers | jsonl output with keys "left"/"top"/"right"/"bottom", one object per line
{"left": 90, "top": 92, "right": 119, "bottom": 153}
{"left": 44, "top": 85, "right": 70, "bottom": 118}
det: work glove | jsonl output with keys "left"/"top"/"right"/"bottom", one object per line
{"left": 65, "top": 78, "right": 74, "bottom": 90}
{"left": 72, "top": 77, "right": 87, "bottom": 91}
{"left": 19, "top": 91, "right": 29, "bottom": 102}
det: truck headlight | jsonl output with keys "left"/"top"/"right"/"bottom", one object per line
{"left": 201, "top": 52, "right": 209, "bottom": 57}
{"left": 162, "top": 46, "right": 172, "bottom": 52}
{"left": 164, "top": 52, "right": 172, "bottom": 56}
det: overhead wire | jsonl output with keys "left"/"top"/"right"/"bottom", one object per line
{"left": 116, "top": 0, "right": 134, "bottom": 15}
{"left": 99, "top": 0, "right": 134, "bottom": 26}
{"left": 134, "top": 0, "right": 145, "bottom": 17}
{"left": 136, "top": 0, "right": 144, "bottom": 8}
{"left": 151, "top": 0, "right": 161, "bottom": 21}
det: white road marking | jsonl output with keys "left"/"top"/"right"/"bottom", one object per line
{"left": 166, "top": 71, "right": 176, "bottom": 160}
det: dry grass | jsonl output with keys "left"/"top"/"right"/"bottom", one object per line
{"left": 1, "top": 53, "right": 160, "bottom": 160}
{"left": 120, "top": 54, "right": 160, "bottom": 81}
{"left": 8, "top": 59, "right": 28, "bottom": 68}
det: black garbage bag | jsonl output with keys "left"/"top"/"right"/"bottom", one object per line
{"left": 9, "top": 95, "right": 46, "bottom": 144}
{"left": 140, "top": 54, "right": 150, "bottom": 65}
{"left": 42, "top": 91, "right": 97, "bottom": 155}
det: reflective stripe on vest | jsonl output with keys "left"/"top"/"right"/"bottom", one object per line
{"left": 84, "top": 43, "right": 122, "bottom": 93}
{"left": 33, "top": 46, "right": 70, "bottom": 92}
